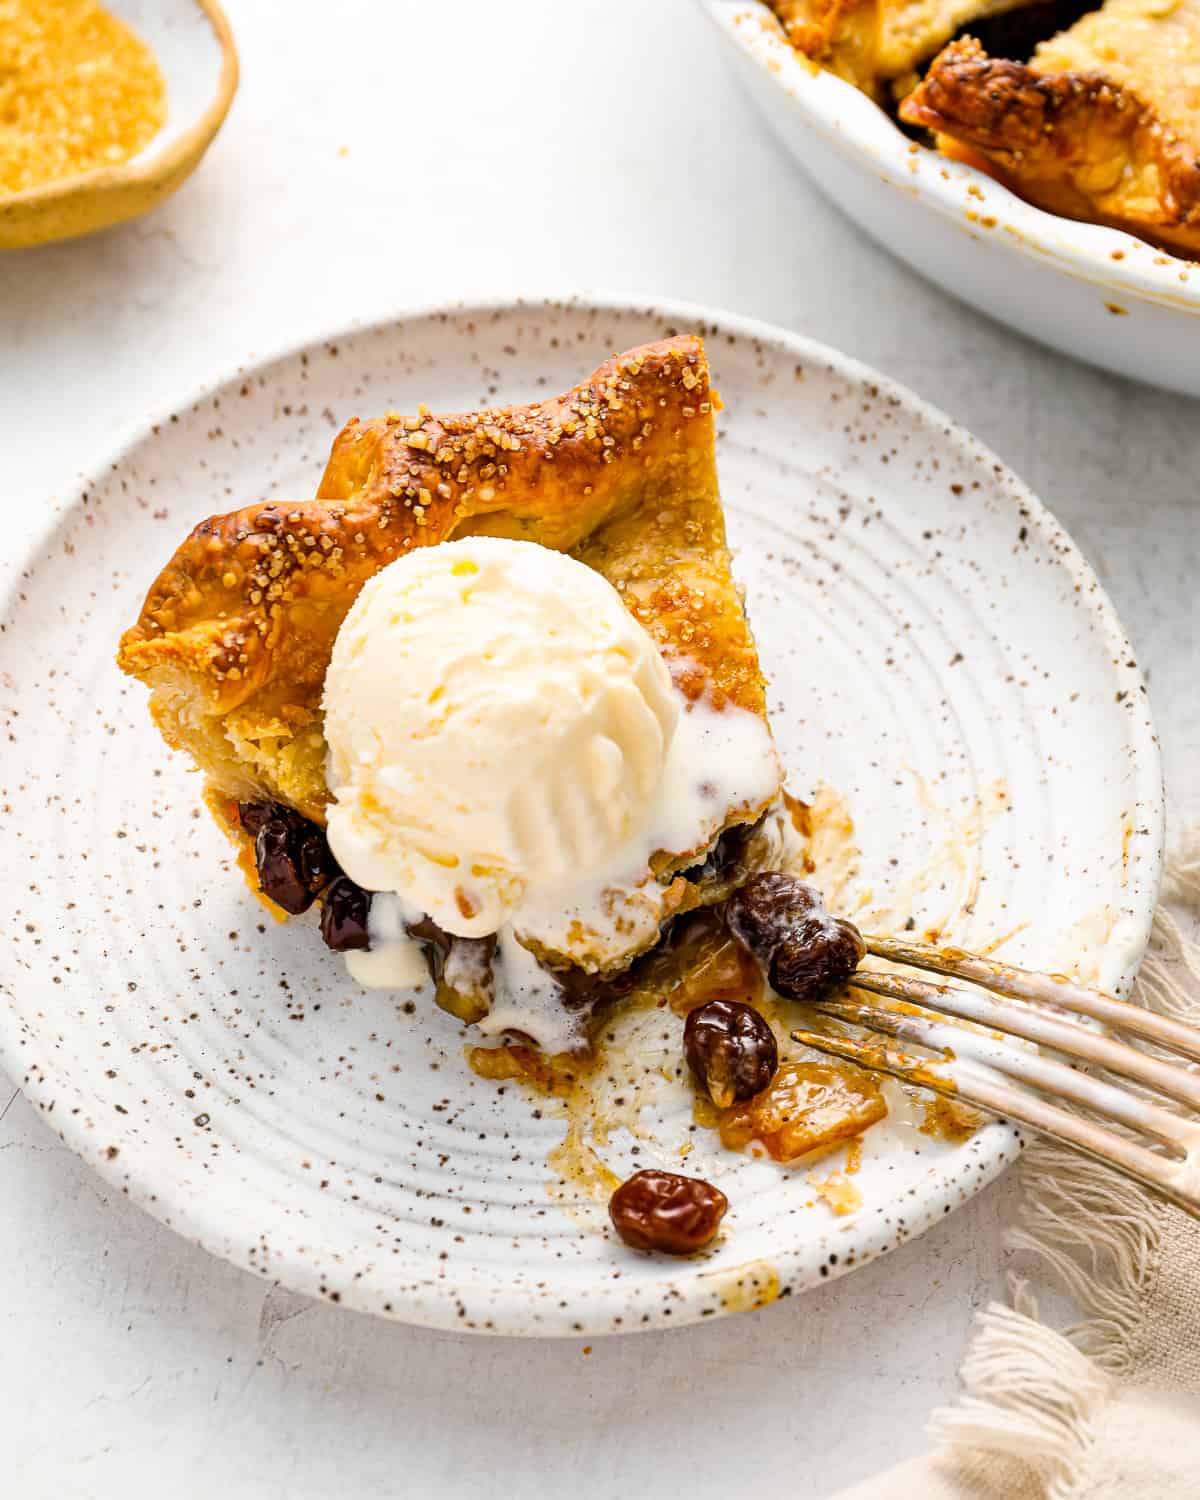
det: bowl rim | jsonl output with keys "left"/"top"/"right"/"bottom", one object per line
{"left": 703, "top": 0, "right": 1200, "bottom": 315}
{"left": 0, "top": 0, "right": 238, "bottom": 215}
{"left": 0, "top": 294, "right": 1165, "bottom": 1334}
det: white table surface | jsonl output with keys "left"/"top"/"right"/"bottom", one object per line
{"left": 2, "top": 3, "right": 1197, "bottom": 1496}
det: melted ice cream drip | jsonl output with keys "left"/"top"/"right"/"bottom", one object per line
{"left": 514, "top": 690, "right": 781, "bottom": 965}
{"left": 346, "top": 685, "right": 784, "bottom": 1051}
{"left": 476, "top": 928, "right": 583, "bottom": 1053}
{"left": 345, "top": 893, "right": 429, "bottom": 990}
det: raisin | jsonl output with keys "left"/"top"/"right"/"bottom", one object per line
{"left": 320, "top": 876, "right": 371, "bottom": 951}
{"left": 253, "top": 817, "right": 314, "bottom": 914}
{"left": 237, "top": 801, "right": 272, "bottom": 837}
{"left": 680, "top": 819, "right": 758, "bottom": 887}
{"left": 553, "top": 961, "right": 636, "bottom": 1014}
{"left": 406, "top": 914, "right": 452, "bottom": 956}
{"left": 769, "top": 916, "right": 865, "bottom": 1002}
{"left": 684, "top": 999, "right": 778, "bottom": 1108}
{"left": 297, "top": 828, "right": 337, "bottom": 895}
{"left": 726, "top": 873, "right": 864, "bottom": 999}
{"left": 609, "top": 1169, "right": 728, "bottom": 1254}
{"left": 238, "top": 801, "right": 337, "bottom": 915}
{"left": 726, "top": 872, "right": 822, "bottom": 962}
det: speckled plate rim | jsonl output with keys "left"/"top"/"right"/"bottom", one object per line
{"left": 0, "top": 295, "right": 1165, "bottom": 1334}
{"left": 703, "top": 1, "right": 1200, "bottom": 314}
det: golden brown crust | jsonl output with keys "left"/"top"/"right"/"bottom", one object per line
{"left": 769, "top": 0, "right": 883, "bottom": 97}
{"left": 118, "top": 337, "right": 770, "bottom": 830}
{"left": 900, "top": 36, "right": 1200, "bottom": 255}
{"left": 767, "top": 0, "right": 1029, "bottom": 97}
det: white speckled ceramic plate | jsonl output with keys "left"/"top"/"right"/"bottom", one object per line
{"left": 0, "top": 299, "right": 1163, "bottom": 1335}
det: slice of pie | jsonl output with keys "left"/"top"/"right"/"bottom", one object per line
{"left": 117, "top": 337, "right": 801, "bottom": 1048}
{"left": 899, "top": 2, "right": 1200, "bottom": 256}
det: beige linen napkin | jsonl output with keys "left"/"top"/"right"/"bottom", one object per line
{"left": 833, "top": 837, "right": 1200, "bottom": 1500}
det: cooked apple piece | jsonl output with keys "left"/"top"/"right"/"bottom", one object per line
{"left": 719, "top": 1058, "right": 887, "bottom": 1161}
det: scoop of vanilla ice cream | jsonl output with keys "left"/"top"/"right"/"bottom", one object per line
{"left": 322, "top": 536, "right": 679, "bottom": 939}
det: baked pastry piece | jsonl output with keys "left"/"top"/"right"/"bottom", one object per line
{"left": 900, "top": 1, "right": 1200, "bottom": 255}
{"left": 766, "top": 0, "right": 1032, "bottom": 99}
{"left": 118, "top": 337, "right": 794, "bottom": 1036}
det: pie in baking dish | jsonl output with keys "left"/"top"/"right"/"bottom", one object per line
{"left": 901, "top": 1, "right": 1200, "bottom": 257}
{"left": 768, "top": 0, "right": 1200, "bottom": 257}
{"left": 766, "top": 0, "right": 1031, "bottom": 99}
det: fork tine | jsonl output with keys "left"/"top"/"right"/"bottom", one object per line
{"left": 813, "top": 995, "right": 1198, "bottom": 1154}
{"left": 866, "top": 935, "right": 1200, "bottom": 1064}
{"left": 792, "top": 1026, "right": 1200, "bottom": 1219}
{"left": 851, "top": 970, "right": 1200, "bottom": 1114}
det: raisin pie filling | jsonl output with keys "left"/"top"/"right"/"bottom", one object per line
{"left": 235, "top": 787, "right": 803, "bottom": 1050}
{"left": 768, "top": 0, "right": 1200, "bottom": 257}
{"left": 235, "top": 789, "right": 863, "bottom": 1057}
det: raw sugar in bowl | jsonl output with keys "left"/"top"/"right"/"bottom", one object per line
{"left": 0, "top": 0, "right": 238, "bottom": 249}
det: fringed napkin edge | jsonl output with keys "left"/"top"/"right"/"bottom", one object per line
{"left": 926, "top": 833, "right": 1200, "bottom": 1500}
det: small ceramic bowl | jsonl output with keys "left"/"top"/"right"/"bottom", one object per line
{"left": 703, "top": 0, "right": 1200, "bottom": 397}
{"left": 0, "top": 0, "right": 237, "bottom": 250}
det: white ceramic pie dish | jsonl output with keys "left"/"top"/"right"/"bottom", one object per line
{"left": 0, "top": 297, "right": 1163, "bottom": 1335}
{"left": 703, "top": 1, "right": 1200, "bottom": 397}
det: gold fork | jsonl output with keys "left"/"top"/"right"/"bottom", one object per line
{"left": 792, "top": 936, "right": 1200, "bottom": 1218}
